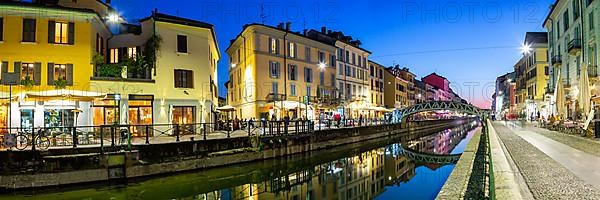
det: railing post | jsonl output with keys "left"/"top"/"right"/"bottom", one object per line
{"left": 227, "top": 122, "right": 231, "bottom": 138}
{"left": 175, "top": 124, "right": 181, "bottom": 142}
{"left": 100, "top": 126, "right": 104, "bottom": 155}
{"left": 295, "top": 121, "right": 299, "bottom": 134}
{"left": 284, "top": 120, "right": 288, "bottom": 135}
{"left": 72, "top": 127, "right": 77, "bottom": 148}
{"left": 31, "top": 127, "right": 36, "bottom": 151}
{"left": 203, "top": 123, "right": 207, "bottom": 140}
{"left": 110, "top": 125, "right": 115, "bottom": 147}
{"left": 269, "top": 121, "right": 273, "bottom": 136}
{"left": 248, "top": 121, "right": 251, "bottom": 136}
{"left": 145, "top": 125, "right": 150, "bottom": 144}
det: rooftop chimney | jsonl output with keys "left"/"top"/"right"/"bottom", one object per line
{"left": 106, "top": 0, "right": 111, "bottom": 5}
{"left": 285, "top": 22, "right": 291, "bottom": 31}
{"left": 277, "top": 22, "right": 284, "bottom": 29}
{"left": 321, "top": 26, "right": 326, "bottom": 34}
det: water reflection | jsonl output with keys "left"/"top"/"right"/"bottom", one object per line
{"left": 0, "top": 121, "right": 478, "bottom": 200}
{"left": 198, "top": 122, "right": 478, "bottom": 200}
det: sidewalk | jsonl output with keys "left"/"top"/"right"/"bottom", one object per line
{"left": 491, "top": 121, "right": 600, "bottom": 199}
{"left": 487, "top": 121, "right": 533, "bottom": 199}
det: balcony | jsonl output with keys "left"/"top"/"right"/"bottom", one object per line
{"left": 93, "top": 64, "right": 153, "bottom": 82}
{"left": 568, "top": 39, "right": 582, "bottom": 55}
{"left": 551, "top": 55, "right": 562, "bottom": 66}
{"left": 589, "top": 66, "right": 598, "bottom": 78}
{"left": 266, "top": 93, "right": 286, "bottom": 102}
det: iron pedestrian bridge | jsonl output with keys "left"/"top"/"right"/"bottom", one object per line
{"left": 399, "top": 145, "right": 462, "bottom": 164}
{"left": 393, "top": 101, "right": 488, "bottom": 123}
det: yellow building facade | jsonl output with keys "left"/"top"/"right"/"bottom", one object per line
{"left": 515, "top": 32, "right": 549, "bottom": 119}
{"left": 383, "top": 67, "right": 410, "bottom": 109}
{"left": 0, "top": 3, "right": 110, "bottom": 130}
{"left": 227, "top": 23, "right": 337, "bottom": 120}
{"left": 0, "top": 2, "right": 219, "bottom": 134}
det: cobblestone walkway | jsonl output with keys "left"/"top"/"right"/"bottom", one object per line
{"left": 492, "top": 122, "right": 600, "bottom": 199}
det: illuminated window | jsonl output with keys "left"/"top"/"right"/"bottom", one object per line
{"left": 127, "top": 47, "right": 137, "bottom": 59}
{"left": 54, "top": 22, "right": 69, "bottom": 44}
{"left": 54, "top": 64, "right": 67, "bottom": 81}
{"left": 288, "top": 42, "right": 296, "bottom": 58}
{"left": 110, "top": 48, "right": 119, "bottom": 63}
{"left": 21, "top": 63, "right": 35, "bottom": 81}
{"left": 270, "top": 38, "right": 279, "bottom": 54}
{"left": 172, "top": 106, "right": 195, "bottom": 124}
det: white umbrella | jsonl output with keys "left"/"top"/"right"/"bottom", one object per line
{"left": 216, "top": 105, "right": 236, "bottom": 111}
{"left": 556, "top": 70, "right": 566, "bottom": 119}
{"left": 579, "top": 64, "right": 591, "bottom": 120}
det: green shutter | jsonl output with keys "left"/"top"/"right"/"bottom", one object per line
{"left": 66, "top": 64, "right": 73, "bottom": 86}
{"left": 1, "top": 61, "right": 6, "bottom": 84}
{"left": 68, "top": 22, "right": 75, "bottom": 44}
{"left": 0, "top": 17, "right": 3, "bottom": 41}
{"left": 34, "top": 62, "right": 41, "bottom": 85}
{"left": 48, "top": 20, "right": 55, "bottom": 43}
{"left": 14, "top": 62, "right": 21, "bottom": 79}
{"left": 47, "top": 63, "right": 54, "bottom": 85}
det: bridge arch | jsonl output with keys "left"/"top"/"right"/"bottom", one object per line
{"left": 392, "top": 101, "right": 486, "bottom": 123}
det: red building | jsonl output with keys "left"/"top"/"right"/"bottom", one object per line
{"left": 422, "top": 73, "right": 451, "bottom": 101}
{"left": 422, "top": 73, "right": 450, "bottom": 92}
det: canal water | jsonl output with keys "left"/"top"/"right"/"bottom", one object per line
{"left": 1, "top": 120, "right": 479, "bottom": 200}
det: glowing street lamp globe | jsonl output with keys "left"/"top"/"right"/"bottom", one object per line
{"left": 521, "top": 43, "right": 532, "bottom": 54}
{"left": 318, "top": 62, "right": 326, "bottom": 69}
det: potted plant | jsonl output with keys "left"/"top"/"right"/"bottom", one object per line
{"left": 20, "top": 76, "right": 34, "bottom": 88}
{"left": 54, "top": 76, "right": 67, "bottom": 89}
{"left": 98, "top": 63, "right": 122, "bottom": 78}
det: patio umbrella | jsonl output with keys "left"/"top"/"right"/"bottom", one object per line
{"left": 579, "top": 64, "right": 591, "bottom": 120}
{"left": 556, "top": 70, "right": 566, "bottom": 119}
{"left": 216, "top": 105, "right": 236, "bottom": 112}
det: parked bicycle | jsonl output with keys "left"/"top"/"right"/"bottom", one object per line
{"left": 14, "top": 129, "right": 51, "bottom": 150}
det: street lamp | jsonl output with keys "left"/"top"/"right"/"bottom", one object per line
{"left": 107, "top": 12, "right": 120, "bottom": 23}
{"left": 521, "top": 43, "right": 532, "bottom": 55}
{"left": 318, "top": 62, "right": 326, "bottom": 70}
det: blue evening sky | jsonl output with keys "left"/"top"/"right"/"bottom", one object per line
{"left": 111, "top": 0, "right": 555, "bottom": 109}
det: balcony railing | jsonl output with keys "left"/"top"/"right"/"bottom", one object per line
{"left": 568, "top": 39, "right": 582, "bottom": 55}
{"left": 266, "top": 93, "right": 286, "bottom": 102}
{"left": 589, "top": 66, "right": 598, "bottom": 77}
{"left": 551, "top": 55, "right": 563, "bottom": 66}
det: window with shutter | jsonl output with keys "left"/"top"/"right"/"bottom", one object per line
{"left": 0, "top": 17, "right": 3, "bottom": 41}
{"left": 22, "top": 19, "right": 36, "bottom": 42}
{"left": 51, "top": 22, "right": 69, "bottom": 44}
{"left": 177, "top": 35, "right": 188, "bottom": 53}
{"left": 109, "top": 48, "right": 119, "bottom": 63}
{"left": 174, "top": 69, "right": 193, "bottom": 88}
{"left": 20, "top": 63, "right": 35, "bottom": 81}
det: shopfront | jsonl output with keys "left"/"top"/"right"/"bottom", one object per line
{"left": 92, "top": 95, "right": 119, "bottom": 126}
{"left": 128, "top": 95, "right": 153, "bottom": 137}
